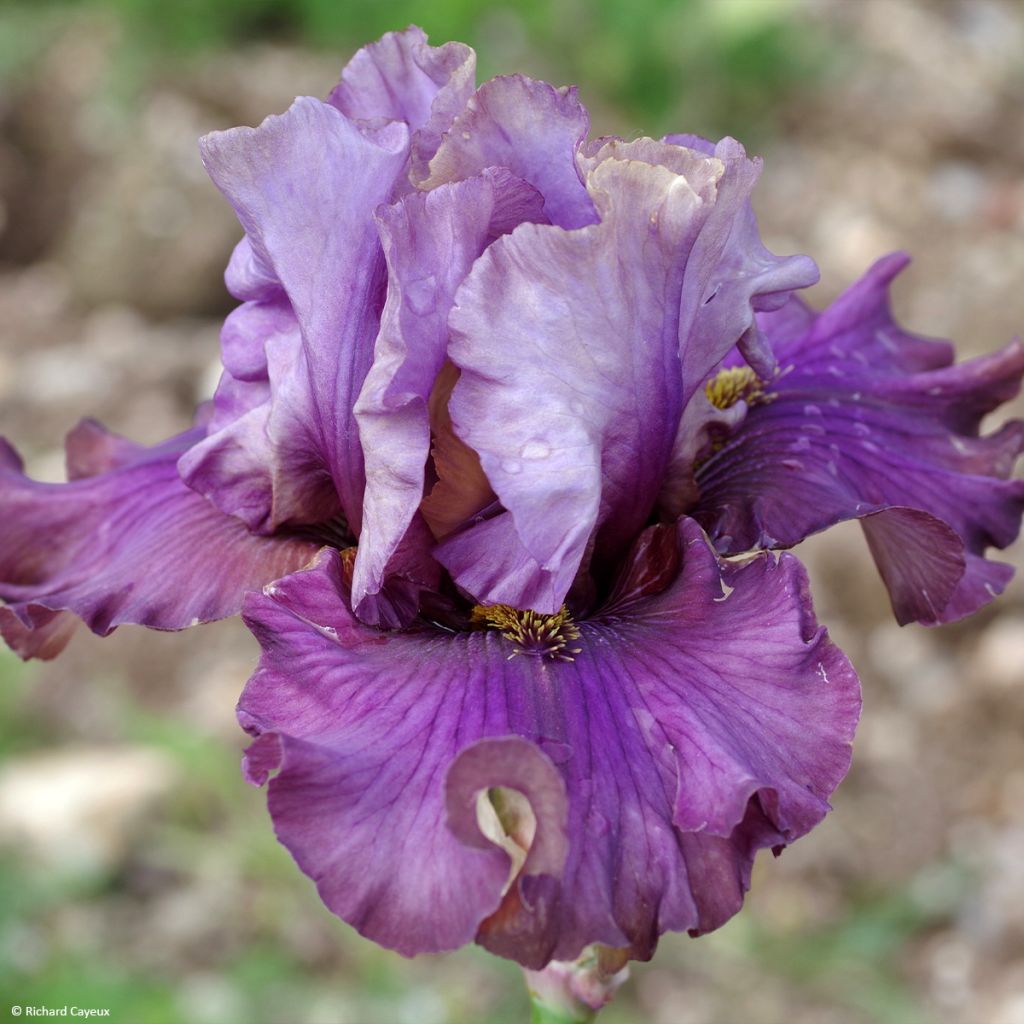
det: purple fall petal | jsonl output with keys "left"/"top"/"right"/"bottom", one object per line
{"left": 692, "top": 254, "right": 1024, "bottom": 624}
{"left": 238, "top": 519, "right": 859, "bottom": 967}
{"left": 0, "top": 422, "right": 318, "bottom": 658}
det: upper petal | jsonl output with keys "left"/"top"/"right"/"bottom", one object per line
{"left": 441, "top": 151, "right": 721, "bottom": 610}
{"left": 351, "top": 169, "right": 545, "bottom": 623}
{"left": 238, "top": 519, "right": 859, "bottom": 966}
{"left": 420, "top": 75, "right": 597, "bottom": 229}
{"left": 200, "top": 97, "right": 410, "bottom": 534}
{"left": 328, "top": 25, "right": 476, "bottom": 182}
{"left": 179, "top": 326, "right": 342, "bottom": 534}
{"left": 661, "top": 135, "right": 820, "bottom": 387}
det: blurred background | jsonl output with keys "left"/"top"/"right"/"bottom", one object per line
{"left": 0, "top": 0, "right": 1023, "bottom": 1021}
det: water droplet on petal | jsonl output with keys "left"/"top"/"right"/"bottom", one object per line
{"left": 405, "top": 276, "right": 437, "bottom": 316}
{"left": 520, "top": 441, "right": 550, "bottom": 460}
{"left": 501, "top": 459, "right": 522, "bottom": 474}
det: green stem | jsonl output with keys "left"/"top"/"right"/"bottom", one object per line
{"left": 528, "top": 992, "right": 597, "bottom": 1024}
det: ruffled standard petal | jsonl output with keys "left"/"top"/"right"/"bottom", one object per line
{"left": 692, "top": 254, "right": 1024, "bottom": 624}
{"left": 238, "top": 519, "right": 859, "bottom": 967}
{"left": 421, "top": 75, "right": 597, "bottom": 229}
{"left": 441, "top": 149, "right": 723, "bottom": 611}
{"left": 351, "top": 170, "right": 545, "bottom": 624}
{"left": 661, "top": 135, "right": 820, "bottom": 385}
{"left": 0, "top": 423, "right": 318, "bottom": 659}
{"left": 179, "top": 328, "right": 343, "bottom": 534}
{"left": 328, "top": 25, "right": 476, "bottom": 182}
{"left": 200, "top": 97, "right": 410, "bottom": 536}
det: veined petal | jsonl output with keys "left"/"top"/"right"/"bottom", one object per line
{"left": 443, "top": 153, "right": 720, "bottom": 610}
{"left": 0, "top": 422, "right": 318, "bottom": 659}
{"left": 238, "top": 519, "right": 859, "bottom": 967}
{"left": 200, "top": 97, "right": 410, "bottom": 535}
{"left": 692, "top": 254, "right": 1024, "bottom": 624}
{"left": 421, "top": 75, "right": 596, "bottom": 229}
{"left": 352, "top": 170, "right": 545, "bottom": 623}
{"left": 328, "top": 25, "right": 476, "bottom": 182}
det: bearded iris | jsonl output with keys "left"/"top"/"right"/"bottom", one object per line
{"left": 1, "top": 24, "right": 1022, "bottom": 1004}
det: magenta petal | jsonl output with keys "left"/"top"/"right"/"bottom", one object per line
{"left": 0, "top": 423, "right": 318, "bottom": 657}
{"left": 238, "top": 520, "right": 858, "bottom": 966}
{"left": 239, "top": 550, "right": 517, "bottom": 957}
{"left": 693, "top": 255, "right": 1024, "bottom": 624}
{"left": 352, "top": 170, "right": 545, "bottom": 622}
{"left": 0, "top": 604, "right": 78, "bottom": 660}
{"left": 200, "top": 97, "right": 410, "bottom": 534}
{"left": 422, "top": 75, "right": 596, "bottom": 229}
{"left": 328, "top": 25, "right": 476, "bottom": 181}
{"left": 859, "top": 508, "right": 966, "bottom": 624}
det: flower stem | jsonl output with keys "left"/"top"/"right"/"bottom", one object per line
{"left": 528, "top": 994, "right": 596, "bottom": 1024}
{"left": 523, "top": 945, "right": 630, "bottom": 1024}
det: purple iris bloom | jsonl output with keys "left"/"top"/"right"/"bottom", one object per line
{"left": 1, "top": 27, "right": 1020, "bottom": 971}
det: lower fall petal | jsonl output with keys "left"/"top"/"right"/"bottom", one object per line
{"left": 238, "top": 520, "right": 859, "bottom": 967}
{"left": 693, "top": 255, "right": 1024, "bottom": 625}
{"left": 0, "top": 422, "right": 318, "bottom": 658}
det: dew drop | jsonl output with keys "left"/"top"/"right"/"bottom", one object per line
{"left": 405, "top": 276, "right": 437, "bottom": 316}
{"left": 501, "top": 459, "right": 522, "bottom": 475}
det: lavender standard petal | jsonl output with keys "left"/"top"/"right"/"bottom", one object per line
{"left": 352, "top": 170, "right": 545, "bottom": 623}
{"left": 421, "top": 75, "right": 597, "bottom": 229}
{"left": 200, "top": 97, "right": 410, "bottom": 535}
{"left": 660, "top": 135, "right": 820, "bottom": 392}
{"left": 327, "top": 25, "right": 476, "bottom": 182}
{"left": 181, "top": 328, "right": 342, "bottom": 533}
{"left": 442, "top": 150, "right": 722, "bottom": 610}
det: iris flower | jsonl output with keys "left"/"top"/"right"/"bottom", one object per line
{"left": 2, "top": 26, "right": 1021, "bottom": 1004}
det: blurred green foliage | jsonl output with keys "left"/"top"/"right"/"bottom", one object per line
{"left": 0, "top": 0, "right": 832, "bottom": 140}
